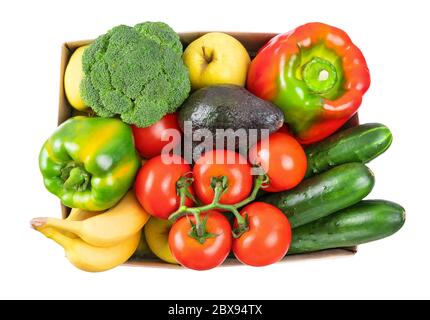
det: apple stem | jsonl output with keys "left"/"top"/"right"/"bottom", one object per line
{"left": 202, "top": 46, "right": 214, "bottom": 64}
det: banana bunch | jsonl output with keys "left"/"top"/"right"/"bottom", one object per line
{"left": 31, "top": 191, "right": 150, "bottom": 272}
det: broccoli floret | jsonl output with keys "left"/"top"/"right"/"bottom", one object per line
{"left": 80, "top": 22, "right": 190, "bottom": 127}
{"left": 134, "top": 22, "right": 183, "bottom": 56}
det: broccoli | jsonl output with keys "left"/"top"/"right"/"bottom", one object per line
{"left": 80, "top": 22, "right": 190, "bottom": 127}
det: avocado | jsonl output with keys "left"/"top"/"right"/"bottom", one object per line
{"left": 178, "top": 85, "right": 284, "bottom": 154}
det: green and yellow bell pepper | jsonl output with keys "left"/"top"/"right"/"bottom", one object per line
{"left": 39, "top": 116, "right": 140, "bottom": 210}
{"left": 247, "top": 22, "right": 370, "bottom": 144}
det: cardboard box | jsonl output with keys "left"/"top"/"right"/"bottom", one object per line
{"left": 58, "top": 32, "right": 357, "bottom": 266}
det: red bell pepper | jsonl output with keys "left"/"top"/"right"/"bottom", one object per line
{"left": 247, "top": 22, "right": 370, "bottom": 144}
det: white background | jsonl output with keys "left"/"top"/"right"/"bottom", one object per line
{"left": 1, "top": 0, "right": 429, "bottom": 300}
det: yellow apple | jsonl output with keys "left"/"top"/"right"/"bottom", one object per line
{"left": 183, "top": 32, "right": 251, "bottom": 90}
{"left": 144, "top": 217, "right": 177, "bottom": 264}
{"left": 64, "top": 45, "right": 88, "bottom": 111}
{"left": 132, "top": 231, "right": 155, "bottom": 259}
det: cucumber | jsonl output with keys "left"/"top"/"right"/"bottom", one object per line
{"left": 288, "top": 200, "right": 406, "bottom": 255}
{"left": 261, "top": 163, "right": 375, "bottom": 228}
{"left": 305, "top": 123, "right": 393, "bottom": 177}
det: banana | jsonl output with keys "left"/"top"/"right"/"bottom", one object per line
{"left": 66, "top": 208, "right": 102, "bottom": 221}
{"left": 35, "top": 227, "right": 140, "bottom": 272}
{"left": 31, "top": 191, "right": 150, "bottom": 247}
{"left": 61, "top": 208, "right": 102, "bottom": 238}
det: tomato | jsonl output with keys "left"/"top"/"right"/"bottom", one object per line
{"left": 169, "top": 211, "right": 232, "bottom": 270}
{"left": 132, "top": 113, "right": 181, "bottom": 159}
{"left": 277, "top": 124, "right": 291, "bottom": 135}
{"left": 249, "top": 132, "right": 307, "bottom": 192}
{"left": 193, "top": 149, "right": 252, "bottom": 205}
{"left": 232, "top": 202, "right": 291, "bottom": 267}
{"left": 135, "top": 154, "right": 193, "bottom": 219}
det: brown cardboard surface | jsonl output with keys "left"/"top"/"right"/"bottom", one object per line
{"left": 58, "top": 31, "right": 357, "bottom": 266}
{"left": 127, "top": 247, "right": 357, "bottom": 269}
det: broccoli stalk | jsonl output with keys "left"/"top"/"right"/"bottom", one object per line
{"left": 80, "top": 22, "right": 190, "bottom": 127}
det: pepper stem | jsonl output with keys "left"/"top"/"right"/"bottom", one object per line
{"left": 302, "top": 57, "right": 337, "bottom": 94}
{"left": 61, "top": 163, "right": 90, "bottom": 192}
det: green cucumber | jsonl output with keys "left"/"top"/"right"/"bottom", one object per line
{"left": 288, "top": 200, "right": 406, "bottom": 255}
{"left": 305, "top": 123, "right": 393, "bottom": 177}
{"left": 261, "top": 163, "right": 375, "bottom": 228}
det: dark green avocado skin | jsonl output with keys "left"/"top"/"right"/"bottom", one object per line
{"left": 178, "top": 85, "right": 284, "bottom": 144}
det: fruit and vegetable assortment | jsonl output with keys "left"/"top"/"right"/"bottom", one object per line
{"left": 33, "top": 21, "right": 405, "bottom": 272}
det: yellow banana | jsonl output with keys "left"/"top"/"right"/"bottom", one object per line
{"left": 67, "top": 208, "right": 102, "bottom": 221}
{"left": 36, "top": 226, "right": 140, "bottom": 272}
{"left": 61, "top": 208, "right": 102, "bottom": 238}
{"left": 31, "top": 191, "right": 150, "bottom": 247}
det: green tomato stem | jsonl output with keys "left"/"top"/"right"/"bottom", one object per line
{"left": 178, "top": 188, "right": 186, "bottom": 208}
{"left": 193, "top": 212, "right": 204, "bottom": 238}
{"left": 231, "top": 174, "right": 268, "bottom": 209}
{"left": 169, "top": 172, "right": 269, "bottom": 239}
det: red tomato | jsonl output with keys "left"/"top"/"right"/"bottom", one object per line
{"left": 249, "top": 132, "right": 307, "bottom": 192}
{"left": 135, "top": 154, "right": 193, "bottom": 219}
{"left": 132, "top": 113, "right": 181, "bottom": 159}
{"left": 193, "top": 150, "right": 252, "bottom": 205}
{"left": 169, "top": 211, "right": 232, "bottom": 270}
{"left": 277, "top": 124, "right": 291, "bottom": 135}
{"left": 232, "top": 202, "right": 291, "bottom": 267}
